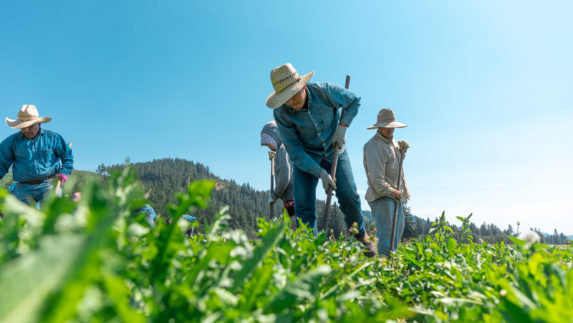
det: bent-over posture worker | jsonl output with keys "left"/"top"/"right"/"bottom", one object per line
{"left": 260, "top": 120, "right": 295, "bottom": 225}
{"left": 363, "top": 108, "right": 410, "bottom": 257}
{"left": 0, "top": 105, "right": 73, "bottom": 207}
{"left": 266, "top": 63, "right": 376, "bottom": 256}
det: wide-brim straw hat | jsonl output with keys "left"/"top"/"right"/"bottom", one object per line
{"left": 367, "top": 108, "right": 407, "bottom": 129}
{"left": 266, "top": 63, "right": 314, "bottom": 109}
{"left": 6, "top": 105, "right": 52, "bottom": 129}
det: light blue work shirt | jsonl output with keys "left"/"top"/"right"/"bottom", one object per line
{"left": 273, "top": 82, "right": 360, "bottom": 177}
{"left": 0, "top": 128, "right": 73, "bottom": 182}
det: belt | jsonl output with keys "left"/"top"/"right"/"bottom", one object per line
{"left": 21, "top": 177, "right": 53, "bottom": 185}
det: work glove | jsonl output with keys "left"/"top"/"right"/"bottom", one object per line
{"left": 398, "top": 140, "right": 410, "bottom": 154}
{"left": 319, "top": 170, "right": 337, "bottom": 193}
{"left": 332, "top": 125, "right": 347, "bottom": 149}
{"left": 72, "top": 192, "right": 82, "bottom": 203}
{"left": 57, "top": 173, "right": 68, "bottom": 183}
{"left": 268, "top": 150, "right": 276, "bottom": 161}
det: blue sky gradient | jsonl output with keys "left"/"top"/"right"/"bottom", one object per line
{"left": 1, "top": 1, "right": 572, "bottom": 233}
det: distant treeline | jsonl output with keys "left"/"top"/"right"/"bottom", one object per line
{"left": 96, "top": 158, "right": 353, "bottom": 239}
{"left": 95, "top": 158, "right": 570, "bottom": 244}
{"left": 2, "top": 157, "right": 568, "bottom": 244}
{"left": 401, "top": 213, "right": 570, "bottom": 245}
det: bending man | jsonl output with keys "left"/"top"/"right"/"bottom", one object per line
{"left": 266, "top": 63, "right": 375, "bottom": 257}
{"left": 261, "top": 120, "right": 295, "bottom": 226}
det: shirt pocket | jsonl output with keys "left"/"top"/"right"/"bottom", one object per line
{"left": 386, "top": 150, "right": 398, "bottom": 175}
{"left": 38, "top": 149, "right": 54, "bottom": 165}
{"left": 14, "top": 144, "right": 32, "bottom": 160}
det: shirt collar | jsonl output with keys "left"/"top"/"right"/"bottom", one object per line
{"left": 376, "top": 131, "right": 393, "bottom": 144}
{"left": 19, "top": 127, "right": 44, "bottom": 139}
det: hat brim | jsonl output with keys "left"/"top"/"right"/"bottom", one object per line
{"left": 6, "top": 117, "right": 51, "bottom": 129}
{"left": 367, "top": 121, "right": 407, "bottom": 129}
{"left": 265, "top": 71, "right": 314, "bottom": 109}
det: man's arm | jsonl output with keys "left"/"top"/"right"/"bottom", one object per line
{"left": 364, "top": 143, "right": 396, "bottom": 197}
{"left": 0, "top": 137, "right": 14, "bottom": 179}
{"left": 324, "top": 83, "right": 361, "bottom": 126}
{"left": 274, "top": 110, "right": 323, "bottom": 177}
{"left": 54, "top": 134, "right": 73, "bottom": 175}
{"left": 272, "top": 147, "right": 291, "bottom": 198}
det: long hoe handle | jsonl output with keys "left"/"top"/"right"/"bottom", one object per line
{"left": 54, "top": 180, "right": 62, "bottom": 195}
{"left": 322, "top": 75, "right": 350, "bottom": 231}
{"left": 270, "top": 156, "right": 275, "bottom": 219}
{"left": 389, "top": 148, "right": 405, "bottom": 257}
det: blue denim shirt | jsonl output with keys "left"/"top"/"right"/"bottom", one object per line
{"left": 273, "top": 82, "right": 361, "bottom": 177}
{"left": 0, "top": 128, "right": 74, "bottom": 182}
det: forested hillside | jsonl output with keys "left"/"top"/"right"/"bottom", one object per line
{"left": 95, "top": 158, "right": 571, "bottom": 244}
{"left": 2, "top": 158, "right": 569, "bottom": 244}
{"left": 97, "top": 158, "right": 357, "bottom": 238}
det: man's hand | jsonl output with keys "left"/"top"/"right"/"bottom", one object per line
{"left": 268, "top": 195, "right": 277, "bottom": 206}
{"left": 319, "top": 170, "right": 337, "bottom": 193}
{"left": 391, "top": 188, "right": 403, "bottom": 201}
{"left": 398, "top": 140, "right": 409, "bottom": 154}
{"left": 332, "top": 124, "right": 347, "bottom": 149}
{"left": 268, "top": 150, "right": 276, "bottom": 161}
{"left": 57, "top": 173, "right": 68, "bottom": 183}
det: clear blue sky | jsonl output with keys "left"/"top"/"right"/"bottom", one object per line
{"left": 1, "top": 1, "right": 572, "bottom": 234}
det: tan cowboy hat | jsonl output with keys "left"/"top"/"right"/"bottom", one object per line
{"left": 6, "top": 105, "right": 52, "bottom": 129}
{"left": 266, "top": 63, "right": 314, "bottom": 109}
{"left": 367, "top": 108, "right": 407, "bottom": 129}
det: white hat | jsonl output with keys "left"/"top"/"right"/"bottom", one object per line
{"left": 266, "top": 63, "right": 314, "bottom": 109}
{"left": 367, "top": 108, "right": 406, "bottom": 129}
{"left": 6, "top": 105, "right": 52, "bottom": 129}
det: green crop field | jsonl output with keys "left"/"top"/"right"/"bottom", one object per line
{"left": 0, "top": 167, "right": 571, "bottom": 322}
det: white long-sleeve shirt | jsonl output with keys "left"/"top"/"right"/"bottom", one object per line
{"left": 363, "top": 132, "right": 409, "bottom": 203}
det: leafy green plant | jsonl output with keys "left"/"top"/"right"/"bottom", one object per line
{"left": 0, "top": 167, "right": 571, "bottom": 322}
{"left": 456, "top": 213, "right": 474, "bottom": 244}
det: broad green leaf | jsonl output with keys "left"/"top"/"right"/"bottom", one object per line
{"left": 264, "top": 265, "right": 332, "bottom": 313}
{"left": 232, "top": 221, "right": 286, "bottom": 290}
{"left": 102, "top": 273, "right": 145, "bottom": 322}
{"left": 0, "top": 234, "right": 84, "bottom": 323}
{"left": 239, "top": 260, "right": 275, "bottom": 310}
{"left": 447, "top": 237, "right": 456, "bottom": 258}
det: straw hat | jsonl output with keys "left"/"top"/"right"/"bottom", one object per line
{"left": 6, "top": 105, "right": 52, "bottom": 129}
{"left": 367, "top": 108, "right": 407, "bottom": 129}
{"left": 266, "top": 63, "right": 314, "bottom": 109}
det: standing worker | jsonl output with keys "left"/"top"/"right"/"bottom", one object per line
{"left": 260, "top": 120, "right": 296, "bottom": 227}
{"left": 266, "top": 63, "right": 375, "bottom": 257}
{"left": 363, "top": 108, "right": 410, "bottom": 257}
{"left": 0, "top": 105, "right": 73, "bottom": 207}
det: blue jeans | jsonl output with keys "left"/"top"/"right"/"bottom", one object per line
{"left": 293, "top": 151, "right": 365, "bottom": 237}
{"left": 368, "top": 197, "right": 404, "bottom": 257}
{"left": 12, "top": 181, "right": 52, "bottom": 208}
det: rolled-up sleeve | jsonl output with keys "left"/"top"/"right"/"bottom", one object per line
{"left": 55, "top": 134, "right": 73, "bottom": 175}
